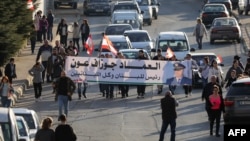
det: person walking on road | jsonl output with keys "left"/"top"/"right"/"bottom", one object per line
{"left": 36, "top": 40, "right": 53, "bottom": 83}
{"left": 208, "top": 85, "right": 225, "bottom": 137}
{"left": 53, "top": 71, "right": 76, "bottom": 119}
{"left": 47, "top": 9, "right": 54, "bottom": 42}
{"left": 56, "top": 18, "right": 68, "bottom": 47}
{"left": 0, "top": 76, "right": 14, "bottom": 107}
{"left": 55, "top": 114, "right": 77, "bottom": 141}
{"left": 30, "top": 24, "right": 37, "bottom": 54}
{"left": 80, "top": 19, "right": 90, "bottom": 51}
{"left": 28, "top": 62, "right": 44, "bottom": 102}
{"left": 35, "top": 117, "right": 55, "bottom": 141}
{"left": 4, "top": 58, "right": 17, "bottom": 84}
{"left": 193, "top": 18, "right": 207, "bottom": 49}
{"left": 159, "top": 91, "right": 179, "bottom": 141}
{"left": 39, "top": 15, "right": 49, "bottom": 43}
{"left": 137, "top": 50, "right": 148, "bottom": 98}
{"left": 72, "top": 22, "right": 81, "bottom": 51}
{"left": 202, "top": 75, "right": 222, "bottom": 121}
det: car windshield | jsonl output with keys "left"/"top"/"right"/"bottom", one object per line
{"left": 114, "top": 19, "right": 139, "bottom": 29}
{"left": 158, "top": 40, "right": 188, "bottom": 52}
{"left": 15, "top": 114, "right": 35, "bottom": 130}
{"left": 113, "top": 4, "right": 137, "bottom": 11}
{"left": 209, "top": 0, "right": 228, "bottom": 2}
{"left": 0, "top": 123, "right": 13, "bottom": 141}
{"left": 137, "top": 0, "right": 149, "bottom": 5}
{"left": 16, "top": 120, "right": 28, "bottom": 137}
{"left": 204, "top": 5, "right": 225, "bottom": 12}
{"left": 105, "top": 25, "right": 132, "bottom": 35}
{"left": 102, "top": 41, "right": 129, "bottom": 52}
{"left": 120, "top": 51, "right": 149, "bottom": 59}
{"left": 228, "top": 83, "right": 250, "bottom": 96}
{"left": 213, "top": 19, "right": 236, "bottom": 26}
{"left": 191, "top": 55, "right": 217, "bottom": 66}
{"left": 88, "top": 0, "right": 108, "bottom": 3}
{"left": 126, "top": 33, "right": 150, "bottom": 42}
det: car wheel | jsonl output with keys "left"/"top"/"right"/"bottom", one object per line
{"left": 210, "top": 39, "right": 214, "bottom": 44}
{"left": 237, "top": 38, "right": 241, "bottom": 43}
{"left": 73, "top": 3, "right": 77, "bottom": 9}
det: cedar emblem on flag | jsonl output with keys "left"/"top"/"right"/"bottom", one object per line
{"left": 101, "top": 35, "right": 118, "bottom": 56}
{"left": 84, "top": 34, "right": 94, "bottom": 55}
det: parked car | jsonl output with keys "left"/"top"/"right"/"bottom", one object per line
{"left": 124, "top": 30, "right": 154, "bottom": 53}
{"left": 83, "top": 0, "right": 111, "bottom": 16}
{"left": 224, "top": 77, "right": 250, "bottom": 124}
{"left": 0, "top": 107, "right": 24, "bottom": 141}
{"left": 12, "top": 108, "right": 40, "bottom": 141}
{"left": 110, "top": 10, "right": 143, "bottom": 27}
{"left": 104, "top": 24, "right": 133, "bottom": 35}
{"left": 151, "top": 0, "right": 160, "bottom": 19}
{"left": 16, "top": 116, "right": 30, "bottom": 141}
{"left": 190, "top": 52, "right": 224, "bottom": 87}
{"left": 206, "top": 0, "right": 232, "bottom": 13}
{"left": 152, "top": 31, "right": 194, "bottom": 60}
{"left": 209, "top": 17, "right": 241, "bottom": 44}
{"left": 200, "top": 3, "right": 230, "bottom": 26}
{"left": 119, "top": 48, "right": 151, "bottom": 59}
{"left": 54, "top": 0, "right": 78, "bottom": 9}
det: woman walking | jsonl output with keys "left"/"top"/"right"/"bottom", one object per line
{"left": 35, "top": 117, "right": 55, "bottom": 141}
{"left": 28, "top": 62, "right": 45, "bottom": 102}
{"left": 72, "top": 22, "right": 81, "bottom": 51}
{"left": 0, "top": 76, "right": 14, "bottom": 107}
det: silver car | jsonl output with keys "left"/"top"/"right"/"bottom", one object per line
{"left": 124, "top": 30, "right": 154, "bottom": 53}
{"left": 110, "top": 10, "right": 143, "bottom": 27}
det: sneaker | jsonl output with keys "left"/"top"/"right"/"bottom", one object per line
{"left": 185, "top": 95, "right": 188, "bottom": 98}
{"left": 137, "top": 96, "right": 140, "bottom": 99}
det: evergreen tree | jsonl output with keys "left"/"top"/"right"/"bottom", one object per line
{"left": 0, "top": 0, "right": 33, "bottom": 66}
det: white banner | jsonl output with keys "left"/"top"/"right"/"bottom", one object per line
{"left": 65, "top": 56, "right": 193, "bottom": 85}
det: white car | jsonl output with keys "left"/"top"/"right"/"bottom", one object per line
{"left": 110, "top": 10, "right": 143, "bottom": 27}
{"left": 119, "top": 48, "right": 151, "bottom": 59}
{"left": 238, "top": 0, "right": 250, "bottom": 15}
{"left": 12, "top": 108, "right": 40, "bottom": 141}
{"left": 151, "top": 0, "right": 160, "bottom": 19}
{"left": 136, "top": 0, "right": 153, "bottom": 25}
{"left": 153, "top": 31, "right": 195, "bottom": 60}
{"left": 124, "top": 30, "right": 154, "bottom": 54}
{"left": 16, "top": 116, "right": 31, "bottom": 141}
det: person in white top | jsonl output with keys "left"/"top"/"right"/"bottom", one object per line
{"left": 208, "top": 60, "right": 224, "bottom": 86}
{"left": 72, "top": 22, "right": 81, "bottom": 51}
{"left": 193, "top": 18, "right": 207, "bottom": 50}
{"left": 200, "top": 56, "right": 210, "bottom": 88}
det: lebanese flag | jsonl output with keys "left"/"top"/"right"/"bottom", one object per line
{"left": 101, "top": 35, "right": 117, "bottom": 56}
{"left": 165, "top": 47, "right": 174, "bottom": 59}
{"left": 84, "top": 34, "right": 94, "bottom": 55}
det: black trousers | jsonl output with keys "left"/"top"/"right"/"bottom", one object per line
{"left": 118, "top": 84, "right": 129, "bottom": 97}
{"left": 137, "top": 85, "right": 146, "bottom": 96}
{"left": 73, "top": 38, "right": 80, "bottom": 50}
{"left": 60, "top": 35, "right": 68, "bottom": 47}
{"left": 77, "top": 83, "right": 87, "bottom": 98}
{"left": 183, "top": 85, "right": 192, "bottom": 95}
{"left": 210, "top": 109, "right": 222, "bottom": 134}
{"left": 41, "top": 61, "right": 49, "bottom": 82}
{"left": 33, "top": 82, "right": 42, "bottom": 98}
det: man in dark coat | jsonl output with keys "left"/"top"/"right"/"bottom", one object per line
{"left": 4, "top": 58, "right": 17, "bottom": 84}
{"left": 159, "top": 91, "right": 178, "bottom": 141}
{"left": 202, "top": 75, "right": 222, "bottom": 121}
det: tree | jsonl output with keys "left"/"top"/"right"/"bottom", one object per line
{"left": 0, "top": 0, "right": 33, "bottom": 66}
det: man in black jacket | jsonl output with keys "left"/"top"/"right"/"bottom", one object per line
{"left": 4, "top": 58, "right": 17, "bottom": 84}
{"left": 202, "top": 75, "right": 222, "bottom": 121}
{"left": 159, "top": 91, "right": 178, "bottom": 141}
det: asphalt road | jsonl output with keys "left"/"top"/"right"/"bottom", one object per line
{"left": 13, "top": 0, "right": 249, "bottom": 140}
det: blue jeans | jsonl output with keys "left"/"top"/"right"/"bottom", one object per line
{"left": 58, "top": 95, "right": 69, "bottom": 117}
{"left": 202, "top": 77, "right": 208, "bottom": 88}
{"left": 159, "top": 119, "right": 176, "bottom": 141}
{"left": 1, "top": 96, "right": 11, "bottom": 107}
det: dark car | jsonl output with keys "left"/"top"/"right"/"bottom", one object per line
{"left": 54, "top": 0, "right": 78, "bottom": 9}
{"left": 200, "top": 3, "right": 230, "bottom": 26}
{"left": 207, "top": 0, "right": 232, "bottom": 13}
{"left": 83, "top": 0, "right": 111, "bottom": 16}
{"left": 209, "top": 17, "right": 241, "bottom": 44}
{"left": 104, "top": 24, "right": 133, "bottom": 35}
{"left": 224, "top": 77, "right": 250, "bottom": 125}
{"left": 190, "top": 52, "right": 223, "bottom": 88}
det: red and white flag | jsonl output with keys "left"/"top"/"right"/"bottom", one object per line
{"left": 101, "top": 35, "right": 117, "bottom": 56}
{"left": 84, "top": 34, "right": 94, "bottom": 55}
{"left": 165, "top": 47, "right": 174, "bottom": 59}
